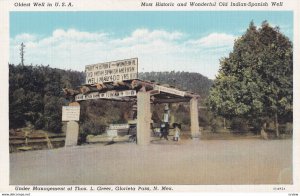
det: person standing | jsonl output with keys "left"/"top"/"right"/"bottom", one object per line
{"left": 160, "top": 123, "right": 169, "bottom": 140}
{"left": 173, "top": 123, "right": 181, "bottom": 141}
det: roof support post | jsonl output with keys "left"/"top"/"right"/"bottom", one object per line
{"left": 65, "top": 102, "right": 80, "bottom": 147}
{"left": 137, "top": 91, "right": 151, "bottom": 145}
{"left": 190, "top": 97, "right": 200, "bottom": 138}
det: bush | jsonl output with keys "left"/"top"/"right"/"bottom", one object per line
{"left": 280, "top": 122, "right": 293, "bottom": 135}
{"left": 80, "top": 120, "right": 106, "bottom": 136}
{"left": 34, "top": 117, "right": 45, "bottom": 130}
{"left": 230, "top": 118, "right": 248, "bottom": 133}
{"left": 199, "top": 109, "right": 213, "bottom": 127}
{"left": 79, "top": 120, "right": 107, "bottom": 144}
{"left": 250, "top": 120, "right": 262, "bottom": 134}
{"left": 176, "top": 112, "right": 190, "bottom": 125}
{"left": 286, "top": 122, "right": 293, "bottom": 133}
{"left": 210, "top": 117, "right": 224, "bottom": 132}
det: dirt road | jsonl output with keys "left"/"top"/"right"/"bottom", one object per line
{"left": 10, "top": 139, "right": 292, "bottom": 185}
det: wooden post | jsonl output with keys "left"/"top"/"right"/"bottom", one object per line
{"left": 137, "top": 91, "right": 151, "bottom": 145}
{"left": 190, "top": 97, "right": 200, "bottom": 138}
{"left": 275, "top": 112, "right": 279, "bottom": 138}
{"left": 65, "top": 102, "right": 80, "bottom": 147}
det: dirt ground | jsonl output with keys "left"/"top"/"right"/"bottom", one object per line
{"left": 10, "top": 138, "right": 292, "bottom": 185}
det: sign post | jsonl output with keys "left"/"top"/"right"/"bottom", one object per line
{"left": 62, "top": 104, "right": 80, "bottom": 147}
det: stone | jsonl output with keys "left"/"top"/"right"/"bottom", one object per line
{"left": 86, "top": 135, "right": 131, "bottom": 143}
{"left": 107, "top": 129, "right": 118, "bottom": 137}
{"left": 86, "top": 135, "right": 113, "bottom": 143}
{"left": 65, "top": 121, "right": 79, "bottom": 147}
{"left": 137, "top": 92, "right": 151, "bottom": 145}
{"left": 190, "top": 97, "right": 200, "bottom": 138}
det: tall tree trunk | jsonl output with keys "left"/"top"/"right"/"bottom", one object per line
{"left": 275, "top": 112, "right": 279, "bottom": 138}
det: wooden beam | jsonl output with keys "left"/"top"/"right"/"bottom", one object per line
{"left": 149, "top": 90, "right": 160, "bottom": 95}
{"left": 153, "top": 98, "right": 191, "bottom": 104}
{"left": 67, "top": 79, "right": 201, "bottom": 101}
{"left": 90, "top": 83, "right": 107, "bottom": 90}
{"left": 95, "top": 98, "right": 136, "bottom": 102}
{"left": 131, "top": 80, "right": 154, "bottom": 91}
{"left": 62, "top": 88, "right": 80, "bottom": 96}
{"left": 79, "top": 86, "right": 91, "bottom": 94}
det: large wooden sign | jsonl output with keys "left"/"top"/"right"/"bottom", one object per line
{"left": 62, "top": 106, "right": 80, "bottom": 121}
{"left": 75, "top": 90, "right": 137, "bottom": 101}
{"left": 154, "top": 85, "right": 186, "bottom": 97}
{"left": 85, "top": 58, "right": 138, "bottom": 84}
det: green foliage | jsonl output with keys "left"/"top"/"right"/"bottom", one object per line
{"left": 139, "top": 71, "right": 213, "bottom": 99}
{"left": 76, "top": 99, "right": 137, "bottom": 140}
{"left": 198, "top": 109, "right": 221, "bottom": 131}
{"left": 285, "top": 122, "right": 293, "bottom": 133}
{"left": 9, "top": 64, "right": 85, "bottom": 132}
{"left": 208, "top": 21, "right": 293, "bottom": 127}
{"left": 43, "top": 96, "right": 65, "bottom": 133}
{"left": 230, "top": 118, "right": 249, "bottom": 133}
{"left": 210, "top": 117, "right": 224, "bottom": 133}
{"left": 175, "top": 111, "right": 190, "bottom": 125}
{"left": 80, "top": 119, "right": 106, "bottom": 135}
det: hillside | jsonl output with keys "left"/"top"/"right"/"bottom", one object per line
{"left": 139, "top": 71, "right": 213, "bottom": 98}
{"left": 9, "top": 64, "right": 212, "bottom": 134}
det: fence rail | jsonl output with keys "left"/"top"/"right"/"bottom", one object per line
{"left": 9, "top": 132, "right": 66, "bottom": 152}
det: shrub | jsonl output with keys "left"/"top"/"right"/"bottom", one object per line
{"left": 80, "top": 120, "right": 106, "bottom": 136}
{"left": 230, "top": 118, "right": 249, "bottom": 133}
{"left": 250, "top": 120, "right": 262, "bottom": 134}
{"left": 79, "top": 120, "right": 107, "bottom": 144}
{"left": 211, "top": 118, "right": 224, "bottom": 132}
{"left": 285, "top": 122, "right": 293, "bottom": 134}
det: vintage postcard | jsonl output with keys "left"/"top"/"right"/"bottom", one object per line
{"left": 0, "top": 0, "right": 299, "bottom": 195}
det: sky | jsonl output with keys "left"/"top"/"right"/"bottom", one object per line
{"left": 10, "top": 11, "right": 293, "bottom": 79}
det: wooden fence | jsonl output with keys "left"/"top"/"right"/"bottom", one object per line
{"left": 9, "top": 132, "right": 65, "bottom": 152}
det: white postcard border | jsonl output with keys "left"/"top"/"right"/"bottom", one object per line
{"left": 0, "top": 0, "right": 299, "bottom": 193}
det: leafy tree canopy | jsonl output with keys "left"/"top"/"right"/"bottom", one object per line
{"left": 208, "top": 21, "right": 293, "bottom": 128}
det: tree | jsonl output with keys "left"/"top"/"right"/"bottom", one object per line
{"left": 9, "top": 64, "right": 85, "bottom": 131}
{"left": 207, "top": 21, "right": 293, "bottom": 137}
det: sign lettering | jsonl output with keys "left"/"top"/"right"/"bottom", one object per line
{"left": 154, "top": 85, "right": 186, "bottom": 97}
{"left": 62, "top": 106, "right": 80, "bottom": 121}
{"left": 75, "top": 90, "right": 137, "bottom": 101}
{"left": 85, "top": 58, "right": 138, "bottom": 84}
